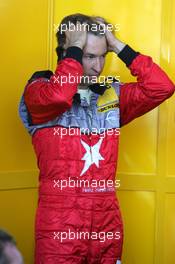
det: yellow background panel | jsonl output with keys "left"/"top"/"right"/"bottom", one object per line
{"left": 166, "top": 95, "right": 175, "bottom": 176}
{"left": 118, "top": 191, "right": 155, "bottom": 264}
{"left": 0, "top": 0, "right": 49, "bottom": 171}
{"left": 164, "top": 194, "right": 175, "bottom": 264}
{"left": 163, "top": 0, "right": 175, "bottom": 177}
{"left": 0, "top": 0, "right": 175, "bottom": 263}
{"left": 0, "top": 189, "right": 38, "bottom": 264}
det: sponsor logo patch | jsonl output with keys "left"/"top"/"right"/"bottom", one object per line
{"left": 97, "top": 85, "right": 119, "bottom": 113}
{"left": 97, "top": 102, "right": 119, "bottom": 113}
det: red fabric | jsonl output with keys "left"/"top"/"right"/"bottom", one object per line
{"left": 24, "top": 55, "right": 174, "bottom": 263}
{"left": 32, "top": 128, "right": 123, "bottom": 263}
{"left": 24, "top": 58, "right": 83, "bottom": 124}
{"left": 120, "top": 54, "right": 175, "bottom": 126}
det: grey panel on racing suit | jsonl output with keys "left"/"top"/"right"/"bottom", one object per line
{"left": 18, "top": 80, "right": 120, "bottom": 136}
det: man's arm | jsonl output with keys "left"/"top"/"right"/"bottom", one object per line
{"left": 105, "top": 30, "right": 175, "bottom": 126}
{"left": 24, "top": 22, "right": 86, "bottom": 125}
{"left": 118, "top": 45, "right": 175, "bottom": 126}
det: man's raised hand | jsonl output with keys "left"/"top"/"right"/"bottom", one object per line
{"left": 105, "top": 29, "right": 126, "bottom": 54}
{"left": 64, "top": 21, "right": 87, "bottom": 50}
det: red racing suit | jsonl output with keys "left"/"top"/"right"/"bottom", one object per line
{"left": 19, "top": 45, "right": 174, "bottom": 264}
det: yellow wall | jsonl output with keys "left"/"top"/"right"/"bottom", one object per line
{"left": 0, "top": 0, "right": 175, "bottom": 263}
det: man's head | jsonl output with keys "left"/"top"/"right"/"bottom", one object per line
{"left": 56, "top": 14, "right": 113, "bottom": 85}
{"left": 0, "top": 230, "right": 23, "bottom": 264}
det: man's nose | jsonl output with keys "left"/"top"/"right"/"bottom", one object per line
{"left": 93, "top": 57, "right": 102, "bottom": 73}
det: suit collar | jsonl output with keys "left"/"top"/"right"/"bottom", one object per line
{"left": 73, "top": 83, "right": 108, "bottom": 104}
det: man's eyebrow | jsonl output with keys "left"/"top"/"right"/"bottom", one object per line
{"left": 84, "top": 52, "right": 108, "bottom": 56}
{"left": 84, "top": 53, "right": 96, "bottom": 56}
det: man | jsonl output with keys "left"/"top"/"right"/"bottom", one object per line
{"left": 19, "top": 13, "right": 174, "bottom": 264}
{"left": 0, "top": 229, "right": 23, "bottom": 264}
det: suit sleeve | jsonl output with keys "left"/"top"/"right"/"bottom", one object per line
{"left": 118, "top": 45, "right": 175, "bottom": 126}
{"left": 24, "top": 46, "right": 83, "bottom": 125}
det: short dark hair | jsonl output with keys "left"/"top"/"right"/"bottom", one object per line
{"left": 0, "top": 229, "right": 16, "bottom": 264}
{"left": 55, "top": 13, "right": 112, "bottom": 59}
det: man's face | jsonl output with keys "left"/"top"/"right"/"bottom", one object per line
{"left": 82, "top": 33, "right": 107, "bottom": 84}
